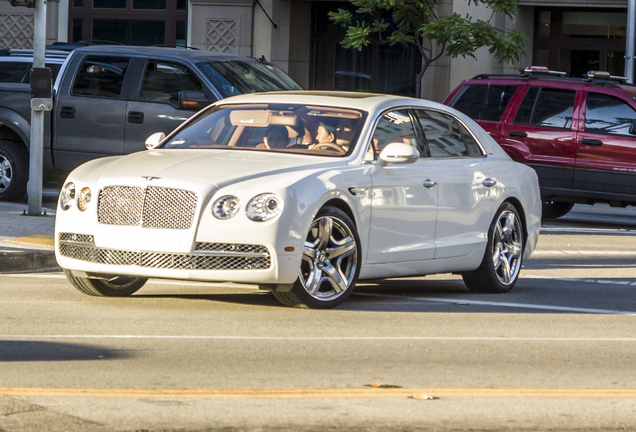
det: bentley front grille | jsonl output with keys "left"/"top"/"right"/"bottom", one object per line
{"left": 98, "top": 186, "right": 197, "bottom": 229}
{"left": 58, "top": 234, "right": 271, "bottom": 270}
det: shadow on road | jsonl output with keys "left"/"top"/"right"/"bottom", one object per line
{"left": 0, "top": 340, "right": 134, "bottom": 362}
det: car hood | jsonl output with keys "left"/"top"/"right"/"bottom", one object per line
{"left": 90, "top": 149, "right": 345, "bottom": 189}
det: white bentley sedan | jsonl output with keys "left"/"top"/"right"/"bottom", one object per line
{"left": 55, "top": 91, "right": 541, "bottom": 308}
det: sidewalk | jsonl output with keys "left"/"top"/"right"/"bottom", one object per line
{"left": 0, "top": 201, "right": 58, "bottom": 273}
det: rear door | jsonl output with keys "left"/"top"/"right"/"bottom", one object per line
{"left": 124, "top": 59, "right": 216, "bottom": 154}
{"left": 53, "top": 55, "right": 132, "bottom": 171}
{"left": 500, "top": 83, "right": 581, "bottom": 192}
{"left": 575, "top": 89, "right": 636, "bottom": 198}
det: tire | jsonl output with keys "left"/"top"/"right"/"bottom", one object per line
{"left": 0, "top": 141, "right": 28, "bottom": 202}
{"left": 542, "top": 201, "right": 574, "bottom": 219}
{"left": 63, "top": 269, "right": 147, "bottom": 297}
{"left": 273, "top": 206, "right": 360, "bottom": 308}
{"left": 462, "top": 202, "right": 524, "bottom": 293}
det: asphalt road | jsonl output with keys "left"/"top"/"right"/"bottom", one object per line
{"left": 0, "top": 203, "right": 635, "bottom": 431}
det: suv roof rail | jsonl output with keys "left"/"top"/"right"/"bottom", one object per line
{"left": 520, "top": 66, "right": 566, "bottom": 77}
{"left": 150, "top": 44, "right": 200, "bottom": 50}
{"left": 583, "top": 70, "right": 629, "bottom": 84}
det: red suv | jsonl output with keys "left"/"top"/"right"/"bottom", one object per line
{"left": 444, "top": 67, "right": 636, "bottom": 219}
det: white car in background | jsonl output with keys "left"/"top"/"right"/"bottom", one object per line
{"left": 55, "top": 91, "right": 541, "bottom": 308}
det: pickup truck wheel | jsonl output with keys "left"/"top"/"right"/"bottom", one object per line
{"left": 0, "top": 141, "right": 28, "bottom": 202}
{"left": 63, "top": 269, "right": 147, "bottom": 297}
{"left": 542, "top": 201, "right": 574, "bottom": 220}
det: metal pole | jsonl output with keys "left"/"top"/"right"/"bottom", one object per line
{"left": 27, "top": 0, "right": 46, "bottom": 215}
{"left": 626, "top": 0, "right": 635, "bottom": 83}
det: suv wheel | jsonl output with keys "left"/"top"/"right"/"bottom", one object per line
{"left": 542, "top": 202, "right": 574, "bottom": 220}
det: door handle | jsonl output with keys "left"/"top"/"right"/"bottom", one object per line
{"left": 482, "top": 178, "right": 497, "bottom": 187}
{"left": 508, "top": 130, "right": 527, "bottom": 138}
{"left": 59, "top": 106, "right": 75, "bottom": 119}
{"left": 127, "top": 111, "right": 144, "bottom": 124}
{"left": 423, "top": 179, "right": 437, "bottom": 188}
{"left": 581, "top": 138, "right": 603, "bottom": 146}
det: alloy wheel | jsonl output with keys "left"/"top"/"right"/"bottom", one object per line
{"left": 299, "top": 215, "right": 358, "bottom": 301}
{"left": 0, "top": 154, "right": 12, "bottom": 194}
{"left": 492, "top": 209, "right": 523, "bottom": 285}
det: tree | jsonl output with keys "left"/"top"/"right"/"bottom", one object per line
{"left": 329, "top": 0, "right": 526, "bottom": 98}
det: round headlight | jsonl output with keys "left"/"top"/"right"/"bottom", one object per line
{"left": 246, "top": 193, "right": 283, "bottom": 222}
{"left": 212, "top": 195, "right": 240, "bottom": 220}
{"left": 77, "top": 187, "right": 91, "bottom": 212}
{"left": 60, "top": 182, "right": 75, "bottom": 211}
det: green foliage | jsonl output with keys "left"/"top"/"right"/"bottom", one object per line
{"left": 329, "top": 0, "right": 527, "bottom": 91}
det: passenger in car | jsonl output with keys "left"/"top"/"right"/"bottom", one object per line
{"left": 262, "top": 125, "right": 290, "bottom": 149}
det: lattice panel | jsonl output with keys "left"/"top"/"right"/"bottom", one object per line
{"left": 0, "top": 14, "right": 34, "bottom": 49}
{"left": 206, "top": 19, "right": 236, "bottom": 54}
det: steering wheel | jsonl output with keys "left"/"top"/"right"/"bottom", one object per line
{"left": 309, "top": 143, "right": 346, "bottom": 155}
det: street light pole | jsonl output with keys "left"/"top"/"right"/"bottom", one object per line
{"left": 27, "top": 0, "right": 47, "bottom": 215}
{"left": 626, "top": 0, "right": 635, "bottom": 83}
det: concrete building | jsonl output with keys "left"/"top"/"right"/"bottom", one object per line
{"left": 0, "top": 0, "right": 630, "bottom": 101}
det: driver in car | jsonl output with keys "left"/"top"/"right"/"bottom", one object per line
{"left": 315, "top": 122, "right": 337, "bottom": 144}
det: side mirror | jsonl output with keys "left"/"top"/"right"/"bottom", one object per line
{"left": 178, "top": 91, "right": 212, "bottom": 111}
{"left": 378, "top": 143, "right": 420, "bottom": 167}
{"left": 145, "top": 132, "right": 165, "bottom": 150}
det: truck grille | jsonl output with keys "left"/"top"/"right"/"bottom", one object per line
{"left": 98, "top": 186, "right": 197, "bottom": 229}
{"left": 58, "top": 234, "right": 271, "bottom": 270}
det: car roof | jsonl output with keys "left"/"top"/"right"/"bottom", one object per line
{"left": 71, "top": 45, "right": 258, "bottom": 62}
{"left": 463, "top": 73, "right": 636, "bottom": 94}
{"left": 214, "top": 90, "right": 441, "bottom": 112}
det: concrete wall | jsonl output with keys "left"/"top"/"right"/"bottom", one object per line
{"left": 188, "top": 0, "right": 254, "bottom": 56}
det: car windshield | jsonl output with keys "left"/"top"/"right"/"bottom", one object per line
{"left": 162, "top": 103, "right": 365, "bottom": 157}
{"left": 197, "top": 60, "right": 302, "bottom": 98}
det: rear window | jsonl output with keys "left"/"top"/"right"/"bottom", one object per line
{"left": 514, "top": 87, "right": 576, "bottom": 129}
{"left": 450, "top": 84, "right": 517, "bottom": 121}
{"left": 0, "top": 61, "right": 29, "bottom": 82}
{"left": 72, "top": 57, "right": 129, "bottom": 98}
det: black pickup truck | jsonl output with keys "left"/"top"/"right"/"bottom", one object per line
{"left": 0, "top": 45, "right": 302, "bottom": 201}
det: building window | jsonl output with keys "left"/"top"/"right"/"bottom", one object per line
{"left": 69, "top": 0, "right": 186, "bottom": 46}
{"left": 310, "top": 1, "right": 421, "bottom": 97}
{"left": 533, "top": 8, "right": 627, "bottom": 78}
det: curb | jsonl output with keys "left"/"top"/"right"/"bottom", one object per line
{"left": 0, "top": 250, "right": 59, "bottom": 274}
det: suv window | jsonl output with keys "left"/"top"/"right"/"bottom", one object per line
{"left": 0, "top": 62, "right": 29, "bottom": 82}
{"left": 72, "top": 57, "right": 129, "bottom": 98}
{"left": 139, "top": 61, "right": 203, "bottom": 108}
{"left": 450, "top": 84, "right": 517, "bottom": 121}
{"left": 371, "top": 110, "right": 420, "bottom": 159}
{"left": 585, "top": 92, "right": 636, "bottom": 136}
{"left": 514, "top": 87, "right": 576, "bottom": 129}
{"left": 415, "top": 109, "right": 481, "bottom": 157}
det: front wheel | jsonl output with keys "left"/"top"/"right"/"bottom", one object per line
{"left": 272, "top": 206, "right": 360, "bottom": 308}
{"left": 63, "top": 269, "right": 147, "bottom": 297}
{"left": 463, "top": 202, "right": 524, "bottom": 293}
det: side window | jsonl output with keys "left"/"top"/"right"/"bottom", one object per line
{"left": 585, "top": 93, "right": 636, "bottom": 136}
{"left": 371, "top": 110, "right": 420, "bottom": 159}
{"left": 139, "top": 61, "right": 203, "bottom": 108}
{"left": 0, "top": 62, "right": 29, "bottom": 83}
{"left": 72, "top": 57, "right": 129, "bottom": 98}
{"left": 451, "top": 84, "right": 517, "bottom": 121}
{"left": 414, "top": 109, "right": 469, "bottom": 158}
{"left": 514, "top": 87, "right": 576, "bottom": 129}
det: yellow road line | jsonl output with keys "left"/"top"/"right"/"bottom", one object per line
{"left": 7, "top": 235, "right": 54, "bottom": 248}
{"left": 2, "top": 387, "right": 636, "bottom": 399}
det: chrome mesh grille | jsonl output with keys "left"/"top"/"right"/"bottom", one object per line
{"left": 98, "top": 186, "right": 144, "bottom": 226}
{"left": 98, "top": 186, "right": 197, "bottom": 229}
{"left": 59, "top": 237, "right": 271, "bottom": 270}
{"left": 59, "top": 233, "right": 95, "bottom": 244}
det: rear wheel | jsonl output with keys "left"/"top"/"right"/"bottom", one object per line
{"left": 463, "top": 202, "right": 524, "bottom": 293}
{"left": 542, "top": 201, "right": 574, "bottom": 219}
{"left": 273, "top": 206, "right": 360, "bottom": 308}
{"left": 0, "top": 141, "right": 28, "bottom": 202}
{"left": 63, "top": 269, "right": 147, "bottom": 297}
